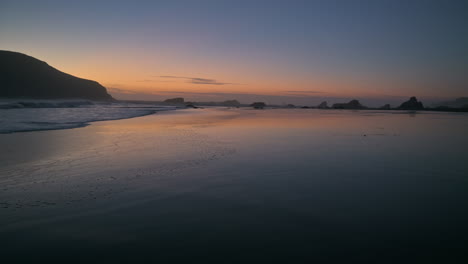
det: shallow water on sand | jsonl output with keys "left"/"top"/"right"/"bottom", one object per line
{"left": 1, "top": 108, "right": 468, "bottom": 262}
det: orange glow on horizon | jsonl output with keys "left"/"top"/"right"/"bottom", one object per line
{"left": 14, "top": 47, "right": 461, "bottom": 101}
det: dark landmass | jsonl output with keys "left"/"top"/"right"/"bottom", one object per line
{"left": 122, "top": 96, "right": 468, "bottom": 112}
{"left": 0, "top": 50, "right": 113, "bottom": 100}
{"left": 184, "top": 101, "right": 203, "bottom": 108}
{"left": 251, "top": 102, "right": 266, "bottom": 109}
{"left": 294, "top": 97, "right": 467, "bottom": 112}
{"left": 222, "top": 100, "right": 241, "bottom": 107}
{"left": 398, "top": 96, "right": 424, "bottom": 110}
{"left": 317, "top": 101, "right": 329, "bottom": 109}
{"left": 427, "top": 105, "right": 468, "bottom": 112}
{"left": 185, "top": 100, "right": 241, "bottom": 107}
{"left": 164, "top": 97, "right": 185, "bottom": 104}
{"left": 379, "top": 104, "right": 391, "bottom": 110}
{"left": 332, "top": 99, "right": 367, "bottom": 109}
{"left": 277, "top": 97, "right": 467, "bottom": 112}
{"left": 433, "top": 97, "right": 468, "bottom": 108}
{"left": 158, "top": 98, "right": 242, "bottom": 108}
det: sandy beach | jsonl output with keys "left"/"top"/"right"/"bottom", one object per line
{"left": 1, "top": 108, "right": 468, "bottom": 262}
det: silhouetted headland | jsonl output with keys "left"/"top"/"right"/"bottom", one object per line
{"left": 0, "top": 50, "right": 113, "bottom": 100}
{"left": 222, "top": 100, "right": 241, "bottom": 107}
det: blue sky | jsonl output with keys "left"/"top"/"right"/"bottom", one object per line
{"left": 1, "top": 0, "right": 467, "bottom": 104}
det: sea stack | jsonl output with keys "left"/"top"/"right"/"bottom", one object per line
{"left": 317, "top": 101, "right": 329, "bottom": 109}
{"left": 164, "top": 97, "right": 185, "bottom": 104}
{"left": 379, "top": 104, "right": 391, "bottom": 110}
{"left": 398, "top": 97, "right": 424, "bottom": 110}
{"left": 332, "top": 99, "right": 366, "bottom": 109}
{"left": 251, "top": 102, "right": 266, "bottom": 109}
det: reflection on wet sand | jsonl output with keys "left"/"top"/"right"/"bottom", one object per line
{"left": 1, "top": 108, "right": 468, "bottom": 262}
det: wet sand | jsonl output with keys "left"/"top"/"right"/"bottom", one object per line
{"left": 1, "top": 108, "right": 468, "bottom": 263}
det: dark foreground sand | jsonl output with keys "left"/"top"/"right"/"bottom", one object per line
{"left": 1, "top": 108, "right": 468, "bottom": 263}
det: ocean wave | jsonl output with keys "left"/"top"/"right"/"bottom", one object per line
{"left": 0, "top": 101, "right": 176, "bottom": 133}
{"left": 0, "top": 99, "right": 96, "bottom": 109}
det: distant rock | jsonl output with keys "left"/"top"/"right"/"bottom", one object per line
{"left": 185, "top": 104, "right": 199, "bottom": 109}
{"left": 379, "top": 104, "right": 391, "bottom": 110}
{"left": 398, "top": 97, "right": 424, "bottom": 110}
{"left": 434, "top": 97, "right": 468, "bottom": 108}
{"left": 300, "top": 106, "right": 310, "bottom": 109}
{"left": 317, "top": 101, "right": 329, "bottom": 109}
{"left": 0, "top": 100, "right": 94, "bottom": 109}
{"left": 251, "top": 102, "right": 266, "bottom": 109}
{"left": 222, "top": 100, "right": 241, "bottom": 106}
{"left": 332, "top": 99, "right": 366, "bottom": 109}
{"left": 434, "top": 105, "right": 452, "bottom": 111}
{"left": 455, "top": 98, "right": 468, "bottom": 107}
{"left": 286, "top": 104, "right": 296, "bottom": 108}
{"left": 0, "top": 50, "right": 113, "bottom": 100}
{"left": 164, "top": 97, "right": 185, "bottom": 104}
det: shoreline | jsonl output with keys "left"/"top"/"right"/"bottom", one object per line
{"left": 0, "top": 105, "right": 181, "bottom": 134}
{"left": 2, "top": 105, "right": 468, "bottom": 135}
{"left": 0, "top": 109, "right": 160, "bottom": 134}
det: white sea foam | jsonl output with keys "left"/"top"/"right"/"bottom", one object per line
{"left": 0, "top": 100, "right": 176, "bottom": 133}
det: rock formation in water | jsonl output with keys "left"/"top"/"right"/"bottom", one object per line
{"left": 222, "top": 100, "right": 241, "bottom": 107}
{"left": 317, "top": 101, "right": 329, "bottom": 109}
{"left": 0, "top": 50, "right": 113, "bottom": 100}
{"left": 185, "top": 104, "right": 199, "bottom": 109}
{"left": 332, "top": 99, "right": 366, "bottom": 109}
{"left": 379, "top": 104, "right": 391, "bottom": 110}
{"left": 164, "top": 97, "right": 185, "bottom": 104}
{"left": 251, "top": 102, "right": 266, "bottom": 109}
{"left": 398, "top": 97, "right": 424, "bottom": 110}
{"left": 434, "top": 97, "right": 468, "bottom": 108}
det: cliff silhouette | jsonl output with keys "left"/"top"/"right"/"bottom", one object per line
{"left": 0, "top": 50, "right": 113, "bottom": 100}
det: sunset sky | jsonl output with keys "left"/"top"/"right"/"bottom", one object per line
{"left": 1, "top": 0, "right": 467, "bottom": 105}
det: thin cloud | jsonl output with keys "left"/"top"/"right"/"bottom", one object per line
{"left": 284, "top": 90, "right": 324, "bottom": 94}
{"left": 135, "top": 79, "right": 176, "bottom": 83}
{"left": 108, "top": 87, "right": 138, "bottom": 94}
{"left": 158, "top": 75, "right": 242, "bottom": 85}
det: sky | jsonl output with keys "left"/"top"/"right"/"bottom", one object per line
{"left": 1, "top": 0, "right": 467, "bottom": 105}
